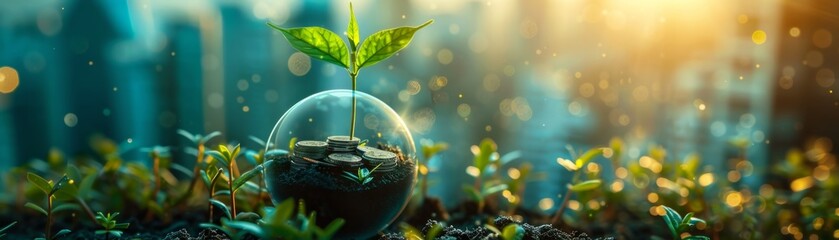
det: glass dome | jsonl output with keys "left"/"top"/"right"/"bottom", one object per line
{"left": 264, "top": 89, "right": 417, "bottom": 238}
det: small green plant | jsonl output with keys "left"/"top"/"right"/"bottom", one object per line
{"left": 219, "top": 198, "right": 345, "bottom": 240}
{"left": 551, "top": 146, "right": 611, "bottom": 225}
{"left": 201, "top": 167, "right": 224, "bottom": 222}
{"left": 26, "top": 173, "right": 72, "bottom": 240}
{"left": 0, "top": 221, "right": 16, "bottom": 238}
{"left": 400, "top": 221, "right": 443, "bottom": 240}
{"left": 419, "top": 140, "right": 449, "bottom": 200}
{"left": 173, "top": 130, "right": 221, "bottom": 207}
{"left": 659, "top": 205, "right": 709, "bottom": 240}
{"left": 206, "top": 144, "right": 264, "bottom": 218}
{"left": 342, "top": 163, "right": 381, "bottom": 185}
{"left": 268, "top": 2, "right": 432, "bottom": 139}
{"left": 462, "top": 138, "right": 508, "bottom": 214}
{"left": 94, "top": 212, "right": 129, "bottom": 240}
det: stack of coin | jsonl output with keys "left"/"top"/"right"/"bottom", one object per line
{"left": 326, "top": 136, "right": 361, "bottom": 153}
{"left": 294, "top": 140, "right": 328, "bottom": 160}
{"left": 355, "top": 145, "right": 378, "bottom": 155}
{"left": 362, "top": 149, "right": 398, "bottom": 173}
{"left": 326, "top": 153, "right": 363, "bottom": 169}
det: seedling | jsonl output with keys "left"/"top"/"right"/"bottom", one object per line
{"left": 26, "top": 173, "right": 72, "bottom": 240}
{"left": 216, "top": 198, "right": 345, "bottom": 240}
{"left": 173, "top": 130, "right": 221, "bottom": 207}
{"left": 140, "top": 146, "right": 171, "bottom": 220}
{"left": 658, "top": 205, "right": 709, "bottom": 240}
{"left": 551, "top": 146, "right": 611, "bottom": 225}
{"left": 201, "top": 167, "right": 224, "bottom": 222}
{"left": 342, "top": 163, "right": 382, "bottom": 185}
{"left": 462, "top": 138, "right": 508, "bottom": 214}
{"left": 0, "top": 221, "right": 16, "bottom": 238}
{"left": 419, "top": 140, "right": 449, "bottom": 200}
{"left": 94, "top": 212, "right": 129, "bottom": 240}
{"left": 206, "top": 144, "right": 264, "bottom": 218}
{"left": 268, "top": 2, "right": 433, "bottom": 139}
{"left": 399, "top": 222, "right": 443, "bottom": 240}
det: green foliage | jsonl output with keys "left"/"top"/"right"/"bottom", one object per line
{"left": 355, "top": 20, "right": 433, "bottom": 70}
{"left": 400, "top": 221, "right": 443, "bottom": 240}
{"left": 204, "top": 199, "right": 345, "bottom": 240}
{"left": 342, "top": 163, "right": 381, "bottom": 185}
{"left": 568, "top": 179, "right": 602, "bottom": 192}
{"left": 26, "top": 173, "right": 72, "bottom": 240}
{"left": 473, "top": 138, "right": 498, "bottom": 174}
{"left": 269, "top": 2, "right": 432, "bottom": 138}
{"left": 94, "top": 212, "right": 129, "bottom": 239}
{"left": 177, "top": 129, "right": 221, "bottom": 145}
{"left": 0, "top": 221, "right": 16, "bottom": 238}
{"left": 659, "top": 205, "right": 708, "bottom": 240}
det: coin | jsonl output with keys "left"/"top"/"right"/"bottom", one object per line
{"left": 327, "top": 136, "right": 361, "bottom": 144}
{"left": 356, "top": 145, "right": 378, "bottom": 155}
{"left": 327, "top": 153, "right": 362, "bottom": 166}
{"left": 363, "top": 149, "right": 397, "bottom": 161}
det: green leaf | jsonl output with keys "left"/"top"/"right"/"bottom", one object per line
{"left": 347, "top": 2, "right": 359, "bottom": 49}
{"left": 268, "top": 23, "right": 349, "bottom": 69}
{"left": 661, "top": 205, "right": 681, "bottom": 237}
{"left": 317, "top": 218, "right": 345, "bottom": 239}
{"left": 210, "top": 199, "right": 232, "bottom": 220}
{"left": 683, "top": 236, "right": 711, "bottom": 240}
{"left": 481, "top": 183, "right": 508, "bottom": 196}
{"left": 426, "top": 223, "right": 444, "bottom": 240}
{"left": 51, "top": 203, "right": 80, "bottom": 213}
{"left": 462, "top": 185, "right": 482, "bottom": 202}
{"left": 225, "top": 220, "right": 263, "bottom": 236}
{"left": 472, "top": 138, "right": 497, "bottom": 174}
{"left": 0, "top": 221, "right": 16, "bottom": 233}
{"left": 356, "top": 20, "right": 433, "bottom": 69}
{"left": 53, "top": 229, "right": 71, "bottom": 239}
{"left": 200, "top": 170, "right": 211, "bottom": 189}
{"left": 569, "top": 179, "right": 602, "bottom": 192}
{"left": 176, "top": 129, "right": 198, "bottom": 143}
{"left": 681, "top": 212, "right": 694, "bottom": 226}
{"left": 25, "top": 202, "right": 48, "bottom": 216}
{"left": 201, "top": 131, "right": 222, "bottom": 144}
{"left": 688, "top": 217, "right": 706, "bottom": 226}
{"left": 114, "top": 223, "right": 129, "bottom": 229}
{"left": 27, "top": 172, "right": 52, "bottom": 195}
{"left": 501, "top": 224, "right": 524, "bottom": 240}
{"left": 232, "top": 165, "right": 264, "bottom": 192}
{"left": 270, "top": 199, "right": 295, "bottom": 223}
{"left": 206, "top": 151, "right": 229, "bottom": 168}
{"left": 575, "top": 148, "right": 607, "bottom": 169}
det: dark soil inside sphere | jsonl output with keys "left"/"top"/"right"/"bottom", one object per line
{"left": 265, "top": 155, "right": 416, "bottom": 239}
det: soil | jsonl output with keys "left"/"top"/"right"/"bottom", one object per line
{"left": 264, "top": 156, "right": 416, "bottom": 239}
{"left": 379, "top": 216, "right": 613, "bottom": 240}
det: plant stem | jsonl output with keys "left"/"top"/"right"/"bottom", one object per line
{"left": 152, "top": 153, "right": 161, "bottom": 205}
{"left": 551, "top": 188, "right": 572, "bottom": 226}
{"left": 228, "top": 162, "right": 237, "bottom": 218}
{"left": 76, "top": 197, "right": 97, "bottom": 223}
{"left": 46, "top": 196, "right": 53, "bottom": 240}
{"left": 175, "top": 144, "right": 205, "bottom": 207}
{"left": 350, "top": 73, "right": 357, "bottom": 139}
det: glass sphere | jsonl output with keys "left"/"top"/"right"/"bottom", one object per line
{"left": 264, "top": 89, "right": 417, "bottom": 238}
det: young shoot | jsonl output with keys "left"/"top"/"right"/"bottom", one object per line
{"left": 342, "top": 163, "right": 382, "bottom": 185}
{"left": 26, "top": 173, "right": 72, "bottom": 240}
{"left": 94, "top": 212, "right": 129, "bottom": 240}
{"left": 551, "top": 146, "right": 612, "bottom": 226}
{"left": 206, "top": 144, "right": 264, "bottom": 218}
{"left": 658, "top": 205, "right": 709, "bottom": 240}
{"left": 268, "top": 2, "right": 433, "bottom": 139}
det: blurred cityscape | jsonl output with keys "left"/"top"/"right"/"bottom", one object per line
{"left": 1, "top": 0, "right": 838, "bottom": 209}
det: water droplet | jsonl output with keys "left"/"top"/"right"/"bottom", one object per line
{"left": 0, "top": 66, "right": 20, "bottom": 94}
{"left": 63, "top": 113, "right": 78, "bottom": 127}
{"left": 288, "top": 52, "right": 311, "bottom": 76}
{"left": 812, "top": 29, "right": 832, "bottom": 48}
{"left": 437, "top": 49, "right": 453, "bottom": 65}
{"left": 789, "top": 27, "right": 800, "bottom": 37}
{"left": 752, "top": 30, "right": 767, "bottom": 45}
